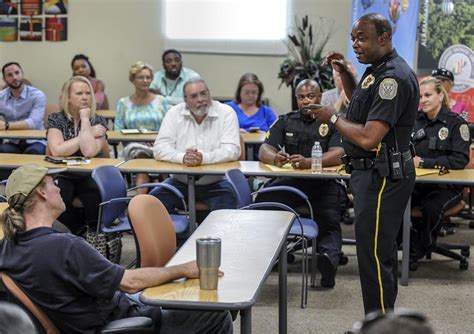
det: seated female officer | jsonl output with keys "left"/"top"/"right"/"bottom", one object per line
{"left": 47, "top": 76, "right": 108, "bottom": 234}
{"left": 410, "top": 77, "right": 471, "bottom": 259}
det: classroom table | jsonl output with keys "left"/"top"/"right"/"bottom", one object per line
{"left": 106, "top": 131, "right": 265, "bottom": 160}
{"left": 96, "top": 109, "right": 116, "bottom": 121}
{"left": 0, "top": 153, "right": 122, "bottom": 172}
{"left": 0, "top": 130, "right": 46, "bottom": 140}
{"left": 120, "top": 159, "right": 474, "bottom": 286}
{"left": 140, "top": 209, "right": 295, "bottom": 334}
{"left": 241, "top": 132, "right": 266, "bottom": 160}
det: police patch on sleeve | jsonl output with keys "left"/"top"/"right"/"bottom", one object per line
{"left": 460, "top": 124, "right": 470, "bottom": 141}
{"left": 378, "top": 78, "right": 398, "bottom": 100}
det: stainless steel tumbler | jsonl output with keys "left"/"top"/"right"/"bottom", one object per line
{"left": 196, "top": 237, "right": 221, "bottom": 290}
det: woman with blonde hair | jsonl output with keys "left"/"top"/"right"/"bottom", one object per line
{"left": 46, "top": 76, "right": 108, "bottom": 233}
{"left": 115, "top": 61, "right": 168, "bottom": 193}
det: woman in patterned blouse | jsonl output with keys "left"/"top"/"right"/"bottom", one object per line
{"left": 115, "top": 61, "right": 168, "bottom": 193}
{"left": 47, "top": 76, "right": 108, "bottom": 233}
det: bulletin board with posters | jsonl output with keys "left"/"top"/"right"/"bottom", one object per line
{"left": 0, "top": 0, "right": 67, "bottom": 42}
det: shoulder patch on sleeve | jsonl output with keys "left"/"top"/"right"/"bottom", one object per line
{"left": 460, "top": 124, "right": 470, "bottom": 141}
{"left": 378, "top": 78, "right": 398, "bottom": 100}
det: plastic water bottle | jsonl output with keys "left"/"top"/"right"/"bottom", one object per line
{"left": 311, "top": 141, "right": 323, "bottom": 174}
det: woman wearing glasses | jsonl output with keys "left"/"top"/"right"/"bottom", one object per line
{"left": 226, "top": 73, "right": 276, "bottom": 133}
{"left": 410, "top": 77, "right": 471, "bottom": 260}
{"left": 114, "top": 62, "right": 168, "bottom": 193}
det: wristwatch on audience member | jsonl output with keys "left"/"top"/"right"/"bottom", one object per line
{"left": 418, "top": 158, "right": 424, "bottom": 168}
{"left": 329, "top": 113, "right": 340, "bottom": 125}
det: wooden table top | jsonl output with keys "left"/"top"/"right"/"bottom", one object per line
{"left": 107, "top": 131, "right": 157, "bottom": 143}
{"left": 0, "top": 130, "right": 46, "bottom": 140}
{"left": 0, "top": 153, "right": 122, "bottom": 172}
{"left": 0, "top": 129, "right": 266, "bottom": 146}
{"left": 120, "top": 159, "right": 349, "bottom": 180}
{"left": 241, "top": 132, "right": 266, "bottom": 144}
{"left": 96, "top": 110, "right": 116, "bottom": 119}
{"left": 140, "top": 209, "right": 295, "bottom": 309}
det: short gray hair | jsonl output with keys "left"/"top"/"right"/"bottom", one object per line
{"left": 183, "top": 77, "right": 207, "bottom": 97}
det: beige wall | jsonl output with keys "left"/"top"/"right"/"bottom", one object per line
{"left": 0, "top": 0, "right": 352, "bottom": 115}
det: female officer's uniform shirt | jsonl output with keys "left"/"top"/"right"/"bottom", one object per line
{"left": 413, "top": 106, "right": 471, "bottom": 169}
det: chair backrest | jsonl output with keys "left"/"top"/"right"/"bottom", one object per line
{"left": 91, "top": 165, "right": 128, "bottom": 228}
{"left": 225, "top": 169, "right": 253, "bottom": 208}
{"left": 128, "top": 195, "right": 176, "bottom": 268}
{"left": 0, "top": 272, "right": 60, "bottom": 334}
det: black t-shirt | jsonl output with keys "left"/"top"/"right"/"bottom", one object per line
{"left": 265, "top": 110, "right": 342, "bottom": 157}
{"left": 0, "top": 227, "right": 126, "bottom": 333}
{"left": 343, "top": 50, "right": 419, "bottom": 158}
{"left": 413, "top": 106, "right": 471, "bottom": 169}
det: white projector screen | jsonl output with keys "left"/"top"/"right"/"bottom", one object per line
{"left": 164, "top": 0, "right": 288, "bottom": 55}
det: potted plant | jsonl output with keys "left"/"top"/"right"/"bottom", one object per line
{"left": 278, "top": 15, "right": 335, "bottom": 109}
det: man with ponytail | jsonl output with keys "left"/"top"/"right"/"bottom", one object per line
{"left": 0, "top": 165, "right": 232, "bottom": 333}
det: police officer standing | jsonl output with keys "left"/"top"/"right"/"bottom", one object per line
{"left": 309, "top": 13, "right": 419, "bottom": 314}
{"left": 258, "top": 79, "right": 347, "bottom": 288}
{"left": 411, "top": 77, "right": 471, "bottom": 259}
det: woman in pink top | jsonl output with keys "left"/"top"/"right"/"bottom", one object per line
{"left": 71, "top": 54, "right": 109, "bottom": 110}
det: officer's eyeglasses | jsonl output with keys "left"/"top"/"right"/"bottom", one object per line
{"left": 351, "top": 309, "right": 432, "bottom": 333}
{"left": 438, "top": 166, "right": 450, "bottom": 176}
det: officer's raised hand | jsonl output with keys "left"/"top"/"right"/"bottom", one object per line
{"left": 306, "top": 104, "right": 337, "bottom": 123}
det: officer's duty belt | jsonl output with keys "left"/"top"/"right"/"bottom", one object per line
{"left": 349, "top": 150, "right": 412, "bottom": 170}
{"left": 349, "top": 157, "right": 375, "bottom": 170}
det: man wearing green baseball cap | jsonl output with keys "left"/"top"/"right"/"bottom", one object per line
{"left": 0, "top": 164, "right": 232, "bottom": 333}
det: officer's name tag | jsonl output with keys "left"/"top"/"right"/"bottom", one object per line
{"left": 285, "top": 132, "right": 294, "bottom": 137}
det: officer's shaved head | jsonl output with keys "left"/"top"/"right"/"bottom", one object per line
{"left": 295, "top": 79, "right": 320, "bottom": 95}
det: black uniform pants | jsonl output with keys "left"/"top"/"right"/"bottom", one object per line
{"left": 350, "top": 168, "right": 415, "bottom": 314}
{"left": 255, "top": 178, "right": 347, "bottom": 266}
{"left": 411, "top": 184, "right": 463, "bottom": 255}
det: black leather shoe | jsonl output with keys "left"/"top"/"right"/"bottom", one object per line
{"left": 318, "top": 253, "right": 337, "bottom": 288}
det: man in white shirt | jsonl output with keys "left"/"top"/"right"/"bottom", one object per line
{"left": 151, "top": 77, "right": 240, "bottom": 213}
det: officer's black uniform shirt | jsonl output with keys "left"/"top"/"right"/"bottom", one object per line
{"left": 413, "top": 106, "right": 471, "bottom": 169}
{"left": 343, "top": 49, "right": 419, "bottom": 158}
{"left": 265, "top": 110, "right": 342, "bottom": 156}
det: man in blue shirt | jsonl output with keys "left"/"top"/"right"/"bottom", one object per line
{"left": 150, "top": 49, "right": 200, "bottom": 107}
{"left": 0, "top": 62, "right": 46, "bottom": 155}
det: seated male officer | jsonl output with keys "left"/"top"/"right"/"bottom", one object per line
{"left": 0, "top": 165, "right": 232, "bottom": 333}
{"left": 151, "top": 77, "right": 240, "bottom": 214}
{"left": 0, "top": 62, "right": 46, "bottom": 154}
{"left": 258, "top": 79, "right": 347, "bottom": 288}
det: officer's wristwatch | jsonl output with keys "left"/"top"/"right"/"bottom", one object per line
{"left": 329, "top": 113, "right": 340, "bottom": 125}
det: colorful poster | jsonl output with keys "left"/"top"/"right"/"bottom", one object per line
{"left": 20, "top": 0, "right": 41, "bottom": 15}
{"left": 347, "top": 0, "right": 420, "bottom": 79}
{"left": 0, "top": 17, "right": 17, "bottom": 41}
{"left": 418, "top": 0, "right": 473, "bottom": 122}
{"left": 19, "top": 17, "right": 41, "bottom": 41}
{"left": 44, "top": 0, "right": 67, "bottom": 14}
{"left": 0, "top": 0, "right": 18, "bottom": 15}
{"left": 45, "top": 17, "right": 66, "bottom": 41}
